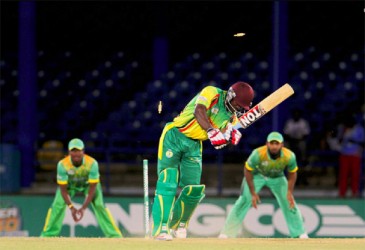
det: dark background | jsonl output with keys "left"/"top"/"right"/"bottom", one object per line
{"left": 1, "top": 1, "right": 364, "bottom": 193}
{"left": 3, "top": 1, "right": 363, "bottom": 65}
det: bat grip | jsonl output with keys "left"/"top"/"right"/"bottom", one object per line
{"left": 233, "top": 123, "right": 242, "bottom": 130}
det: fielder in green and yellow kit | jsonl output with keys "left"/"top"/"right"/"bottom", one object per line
{"left": 151, "top": 82, "right": 255, "bottom": 240}
{"left": 41, "top": 138, "right": 122, "bottom": 238}
{"left": 219, "top": 132, "right": 308, "bottom": 238}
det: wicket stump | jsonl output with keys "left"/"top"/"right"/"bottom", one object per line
{"left": 143, "top": 159, "right": 150, "bottom": 238}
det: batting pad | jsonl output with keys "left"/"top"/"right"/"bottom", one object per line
{"left": 152, "top": 168, "right": 178, "bottom": 236}
{"left": 169, "top": 184, "right": 205, "bottom": 230}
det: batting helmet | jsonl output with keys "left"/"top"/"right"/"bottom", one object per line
{"left": 229, "top": 81, "right": 254, "bottom": 110}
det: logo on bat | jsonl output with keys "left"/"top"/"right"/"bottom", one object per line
{"left": 238, "top": 105, "right": 266, "bottom": 128}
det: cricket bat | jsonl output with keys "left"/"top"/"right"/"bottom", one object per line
{"left": 234, "top": 83, "right": 294, "bottom": 129}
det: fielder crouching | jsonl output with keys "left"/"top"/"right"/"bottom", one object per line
{"left": 151, "top": 82, "right": 255, "bottom": 240}
{"left": 219, "top": 132, "right": 309, "bottom": 238}
{"left": 40, "top": 138, "right": 122, "bottom": 238}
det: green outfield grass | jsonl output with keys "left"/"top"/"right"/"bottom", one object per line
{"left": 0, "top": 237, "right": 364, "bottom": 250}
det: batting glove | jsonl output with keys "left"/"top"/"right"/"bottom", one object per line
{"left": 207, "top": 128, "right": 228, "bottom": 149}
{"left": 224, "top": 123, "right": 242, "bottom": 145}
{"left": 224, "top": 123, "right": 233, "bottom": 142}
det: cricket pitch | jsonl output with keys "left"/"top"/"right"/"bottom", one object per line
{"left": 1, "top": 237, "right": 364, "bottom": 250}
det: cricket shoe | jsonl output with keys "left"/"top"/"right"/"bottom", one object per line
{"left": 218, "top": 233, "right": 228, "bottom": 239}
{"left": 154, "top": 232, "right": 173, "bottom": 241}
{"left": 299, "top": 233, "right": 309, "bottom": 239}
{"left": 171, "top": 228, "right": 187, "bottom": 238}
{"left": 154, "top": 224, "right": 173, "bottom": 241}
{"left": 171, "top": 223, "right": 187, "bottom": 238}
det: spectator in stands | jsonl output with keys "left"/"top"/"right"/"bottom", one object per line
{"left": 283, "top": 108, "right": 311, "bottom": 186}
{"left": 336, "top": 115, "right": 364, "bottom": 198}
{"left": 218, "top": 132, "right": 308, "bottom": 238}
{"left": 40, "top": 138, "right": 122, "bottom": 238}
{"left": 151, "top": 82, "right": 254, "bottom": 240}
{"left": 283, "top": 108, "right": 311, "bottom": 164}
{"left": 319, "top": 126, "right": 341, "bottom": 186}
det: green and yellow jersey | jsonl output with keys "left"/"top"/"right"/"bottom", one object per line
{"left": 172, "top": 86, "right": 238, "bottom": 140}
{"left": 245, "top": 146, "right": 298, "bottom": 178}
{"left": 57, "top": 154, "right": 99, "bottom": 192}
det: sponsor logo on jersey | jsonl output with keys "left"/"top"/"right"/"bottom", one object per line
{"left": 211, "top": 107, "right": 219, "bottom": 114}
{"left": 166, "top": 149, "right": 173, "bottom": 158}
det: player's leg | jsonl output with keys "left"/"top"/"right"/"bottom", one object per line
{"left": 268, "top": 176, "right": 307, "bottom": 238}
{"left": 40, "top": 188, "right": 72, "bottom": 237}
{"left": 151, "top": 125, "right": 181, "bottom": 240}
{"left": 220, "top": 175, "right": 266, "bottom": 238}
{"left": 88, "top": 183, "right": 122, "bottom": 238}
{"left": 338, "top": 154, "right": 349, "bottom": 197}
{"left": 152, "top": 168, "right": 178, "bottom": 239}
{"left": 169, "top": 185, "right": 205, "bottom": 238}
{"left": 169, "top": 138, "right": 204, "bottom": 238}
{"left": 349, "top": 155, "right": 361, "bottom": 197}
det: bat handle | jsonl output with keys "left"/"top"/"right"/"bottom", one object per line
{"left": 233, "top": 123, "right": 242, "bottom": 130}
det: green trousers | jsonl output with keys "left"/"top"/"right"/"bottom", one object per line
{"left": 41, "top": 183, "right": 122, "bottom": 237}
{"left": 221, "top": 174, "right": 306, "bottom": 238}
{"left": 152, "top": 124, "right": 203, "bottom": 236}
{"left": 157, "top": 125, "right": 203, "bottom": 186}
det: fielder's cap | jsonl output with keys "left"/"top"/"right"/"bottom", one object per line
{"left": 267, "top": 132, "right": 284, "bottom": 143}
{"left": 68, "top": 138, "right": 84, "bottom": 150}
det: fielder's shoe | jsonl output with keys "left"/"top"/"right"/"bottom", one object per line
{"left": 154, "top": 225, "right": 173, "bottom": 241}
{"left": 218, "top": 233, "right": 228, "bottom": 239}
{"left": 299, "top": 233, "right": 309, "bottom": 239}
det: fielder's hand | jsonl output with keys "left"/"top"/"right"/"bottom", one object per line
{"left": 207, "top": 128, "right": 228, "bottom": 149}
{"left": 76, "top": 207, "right": 86, "bottom": 222}
{"left": 71, "top": 207, "right": 82, "bottom": 222}
{"left": 251, "top": 192, "right": 261, "bottom": 209}
{"left": 287, "top": 191, "right": 295, "bottom": 209}
{"left": 224, "top": 123, "right": 242, "bottom": 145}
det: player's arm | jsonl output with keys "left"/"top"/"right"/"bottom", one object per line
{"left": 194, "top": 104, "right": 213, "bottom": 131}
{"left": 287, "top": 152, "right": 298, "bottom": 209}
{"left": 56, "top": 162, "right": 75, "bottom": 208}
{"left": 76, "top": 183, "right": 97, "bottom": 221}
{"left": 59, "top": 184, "right": 73, "bottom": 207}
{"left": 56, "top": 162, "right": 80, "bottom": 222}
{"left": 59, "top": 184, "right": 79, "bottom": 221}
{"left": 244, "top": 163, "right": 260, "bottom": 209}
{"left": 194, "top": 86, "right": 221, "bottom": 131}
{"left": 287, "top": 171, "right": 297, "bottom": 194}
{"left": 78, "top": 160, "right": 100, "bottom": 217}
{"left": 194, "top": 86, "right": 228, "bottom": 149}
{"left": 195, "top": 103, "right": 228, "bottom": 149}
{"left": 193, "top": 86, "right": 241, "bottom": 145}
{"left": 287, "top": 171, "right": 297, "bottom": 209}
{"left": 81, "top": 183, "right": 97, "bottom": 211}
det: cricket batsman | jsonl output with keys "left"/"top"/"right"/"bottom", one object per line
{"left": 40, "top": 138, "right": 122, "bottom": 238}
{"left": 151, "top": 82, "right": 255, "bottom": 240}
{"left": 219, "top": 132, "right": 308, "bottom": 238}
